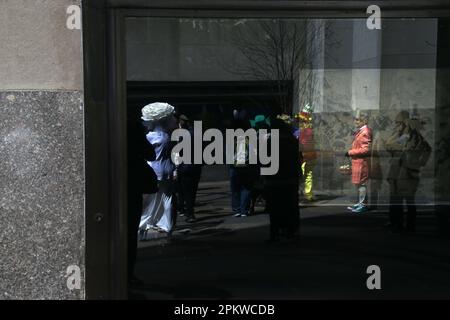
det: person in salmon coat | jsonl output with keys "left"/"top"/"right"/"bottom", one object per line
{"left": 345, "top": 110, "right": 372, "bottom": 213}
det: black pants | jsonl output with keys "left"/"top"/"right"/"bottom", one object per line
{"left": 177, "top": 171, "right": 201, "bottom": 217}
{"left": 389, "top": 180, "right": 417, "bottom": 231}
{"left": 230, "top": 167, "right": 258, "bottom": 215}
{"left": 265, "top": 184, "right": 300, "bottom": 239}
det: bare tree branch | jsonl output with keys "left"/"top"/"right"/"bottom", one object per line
{"left": 218, "top": 19, "right": 340, "bottom": 114}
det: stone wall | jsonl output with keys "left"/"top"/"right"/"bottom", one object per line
{"left": 0, "top": 0, "right": 84, "bottom": 299}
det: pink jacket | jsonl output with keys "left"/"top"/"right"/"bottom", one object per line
{"left": 348, "top": 126, "right": 372, "bottom": 185}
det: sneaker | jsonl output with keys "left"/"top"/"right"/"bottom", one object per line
{"left": 352, "top": 205, "right": 369, "bottom": 213}
{"left": 240, "top": 213, "right": 248, "bottom": 217}
{"left": 347, "top": 203, "right": 361, "bottom": 211}
{"left": 233, "top": 213, "right": 242, "bottom": 217}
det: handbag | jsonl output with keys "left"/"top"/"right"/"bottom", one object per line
{"left": 338, "top": 158, "right": 352, "bottom": 176}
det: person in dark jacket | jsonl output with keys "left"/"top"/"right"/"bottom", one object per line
{"left": 127, "top": 113, "right": 158, "bottom": 285}
{"left": 229, "top": 110, "right": 259, "bottom": 218}
{"left": 264, "top": 117, "right": 301, "bottom": 242}
{"left": 393, "top": 117, "right": 431, "bottom": 233}
{"left": 175, "top": 115, "right": 202, "bottom": 223}
{"left": 384, "top": 111, "right": 410, "bottom": 230}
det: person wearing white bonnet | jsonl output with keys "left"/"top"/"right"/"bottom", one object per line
{"left": 139, "top": 102, "right": 177, "bottom": 237}
{"left": 141, "top": 102, "right": 175, "bottom": 122}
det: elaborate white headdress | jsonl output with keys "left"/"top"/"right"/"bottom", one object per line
{"left": 141, "top": 102, "right": 175, "bottom": 121}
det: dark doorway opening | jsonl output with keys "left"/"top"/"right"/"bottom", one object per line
{"left": 127, "top": 81, "right": 293, "bottom": 122}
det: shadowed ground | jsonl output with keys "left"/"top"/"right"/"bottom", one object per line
{"left": 133, "top": 181, "right": 450, "bottom": 300}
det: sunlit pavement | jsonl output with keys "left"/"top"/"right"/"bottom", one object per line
{"left": 137, "top": 181, "right": 358, "bottom": 245}
{"left": 133, "top": 181, "right": 450, "bottom": 299}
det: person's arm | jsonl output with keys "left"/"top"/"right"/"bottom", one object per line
{"left": 385, "top": 132, "right": 404, "bottom": 152}
{"left": 418, "top": 137, "right": 432, "bottom": 168}
{"left": 348, "top": 131, "right": 372, "bottom": 158}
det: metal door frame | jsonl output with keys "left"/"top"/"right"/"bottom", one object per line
{"left": 83, "top": 0, "right": 450, "bottom": 299}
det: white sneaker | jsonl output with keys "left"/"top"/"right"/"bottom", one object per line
{"left": 347, "top": 204, "right": 360, "bottom": 211}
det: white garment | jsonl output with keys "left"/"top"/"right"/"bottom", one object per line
{"left": 140, "top": 191, "right": 173, "bottom": 233}
{"left": 146, "top": 128, "right": 175, "bottom": 180}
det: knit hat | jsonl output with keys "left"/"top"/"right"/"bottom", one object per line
{"left": 250, "top": 114, "right": 271, "bottom": 129}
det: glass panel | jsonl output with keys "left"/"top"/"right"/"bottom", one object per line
{"left": 127, "top": 17, "right": 437, "bottom": 206}
{"left": 125, "top": 17, "right": 448, "bottom": 300}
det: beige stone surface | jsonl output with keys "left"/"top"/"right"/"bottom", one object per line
{"left": 0, "top": 0, "right": 83, "bottom": 90}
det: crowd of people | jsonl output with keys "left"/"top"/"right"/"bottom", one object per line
{"left": 133, "top": 102, "right": 304, "bottom": 241}
{"left": 126, "top": 101, "right": 432, "bottom": 284}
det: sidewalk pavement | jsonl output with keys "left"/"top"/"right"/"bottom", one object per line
{"left": 133, "top": 181, "right": 450, "bottom": 299}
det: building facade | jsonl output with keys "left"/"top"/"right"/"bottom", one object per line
{"left": 0, "top": 0, "right": 84, "bottom": 299}
{"left": 0, "top": 0, "right": 449, "bottom": 299}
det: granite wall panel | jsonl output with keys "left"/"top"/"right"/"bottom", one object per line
{"left": 0, "top": 91, "right": 84, "bottom": 299}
